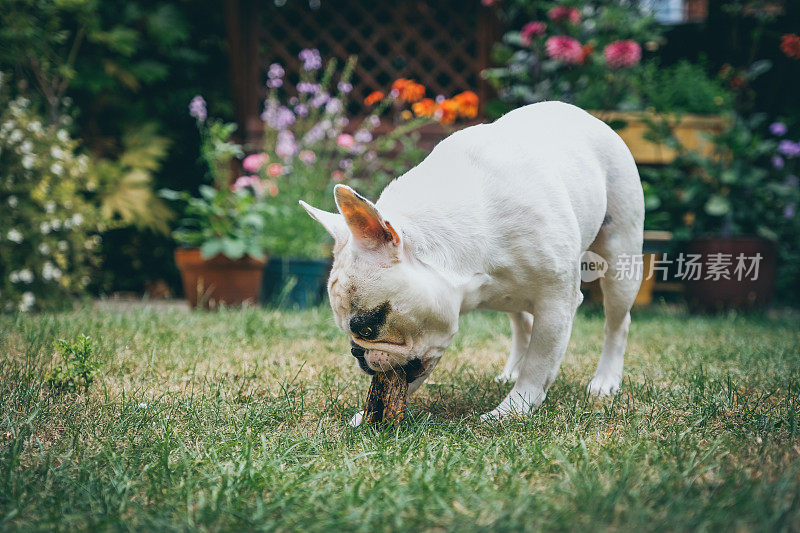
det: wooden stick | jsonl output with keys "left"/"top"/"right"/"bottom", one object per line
{"left": 364, "top": 368, "right": 409, "bottom": 425}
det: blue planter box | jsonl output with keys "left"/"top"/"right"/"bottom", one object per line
{"left": 260, "top": 257, "right": 331, "bottom": 308}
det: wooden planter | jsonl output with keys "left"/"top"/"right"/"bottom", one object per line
{"left": 684, "top": 236, "right": 777, "bottom": 312}
{"left": 589, "top": 110, "right": 726, "bottom": 164}
{"left": 174, "top": 248, "right": 267, "bottom": 310}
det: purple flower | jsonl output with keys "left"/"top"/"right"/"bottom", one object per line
{"left": 770, "top": 122, "right": 787, "bottom": 136}
{"left": 275, "top": 130, "right": 297, "bottom": 159}
{"left": 784, "top": 204, "right": 796, "bottom": 220}
{"left": 303, "top": 123, "right": 326, "bottom": 144}
{"left": 294, "top": 104, "right": 308, "bottom": 117}
{"left": 772, "top": 155, "right": 785, "bottom": 169}
{"left": 339, "top": 158, "right": 353, "bottom": 170}
{"left": 267, "top": 78, "right": 283, "bottom": 88}
{"left": 325, "top": 98, "right": 343, "bottom": 115}
{"left": 189, "top": 95, "right": 207, "bottom": 122}
{"left": 261, "top": 101, "right": 295, "bottom": 130}
{"left": 354, "top": 129, "right": 372, "bottom": 143}
{"left": 268, "top": 63, "right": 284, "bottom": 79}
{"left": 337, "top": 81, "right": 353, "bottom": 94}
{"left": 298, "top": 48, "right": 322, "bottom": 71}
{"left": 778, "top": 140, "right": 800, "bottom": 158}
{"left": 297, "top": 82, "right": 320, "bottom": 94}
{"left": 368, "top": 115, "right": 380, "bottom": 128}
{"left": 310, "top": 92, "right": 330, "bottom": 108}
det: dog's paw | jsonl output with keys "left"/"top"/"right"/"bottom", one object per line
{"left": 494, "top": 369, "right": 518, "bottom": 383}
{"left": 587, "top": 374, "right": 621, "bottom": 397}
{"left": 480, "top": 387, "right": 544, "bottom": 422}
{"left": 349, "top": 411, "right": 364, "bottom": 427}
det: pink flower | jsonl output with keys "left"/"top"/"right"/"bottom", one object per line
{"left": 331, "top": 170, "right": 345, "bottom": 181}
{"left": 481, "top": 0, "right": 496, "bottom": 5}
{"left": 520, "top": 22, "right": 546, "bottom": 46}
{"left": 232, "top": 175, "right": 261, "bottom": 192}
{"left": 337, "top": 133, "right": 354, "bottom": 149}
{"left": 298, "top": 150, "right": 316, "bottom": 164}
{"left": 242, "top": 152, "right": 268, "bottom": 172}
{"left": 603, "top": 40, "right": 642, "bottom": 68}
{"left": 548, "top": 6, "right": 580, "bottom": 24}
{"left": 545, "top": 36, "right": 584, "bottom": 64}
{"left": 267, "top": 181, "right": 279, "bottom": 196}
{"left": 267, "top": 163, "right": 283, "bottom": 177}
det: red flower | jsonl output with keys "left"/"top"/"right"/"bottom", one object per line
{"left": 520, "top": 21, "right": 547, "bottom": 46}
{"left": 781, "top": 34, "right": 800, "bottom": 60}
{"left": 548, "top": 6, "right": 580, "bottom": 24}
{"left": 603, "top": 40, "right": 642, "bottom": 69}
{"left": 545, "top": 36, "right": 584, "bottom": 65}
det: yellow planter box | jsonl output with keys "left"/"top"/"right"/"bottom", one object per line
{"left": 589, "top": 110, "right": 726, "bottom": 164}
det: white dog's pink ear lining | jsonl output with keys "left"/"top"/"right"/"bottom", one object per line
{"left": 298, "top": 200, "right": 348, "bottom": 243}
{"left": 333, "top": 184, "right": 401, "bottom": 250}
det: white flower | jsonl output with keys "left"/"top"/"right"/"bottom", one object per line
{"left": 19, "top": 140, "right": 33, "bottom": 154}
{"left": 50, "top": 219, "right": 62, "bottom": 230}
{"left": 50, "top": 146, "right": 64, "bottom": 160}
{"left": 45, "top": 201, "right": 55, "bottom": 214}
{"left": 9, "top": 130, "right": 22, "bottom": 143}
{"left": 28, "top": 121, "right": 41, "bottom": 133}
{"left": 71, "top": 213, "right": 83, "bottom": 226}
{"left": 9, "top": 271, "right": 19, "bottom": 282}
{"left": 39, "top": 243, "right": 50, "bottom": 254}
{"left": 57, "top": 240, "right": 68, "bottom": 251}
{"left": 8, "top": 196, "right": 18, "bottom": 208}
{"left": 50, "top": 163, "right": 64, "bottom": 175}
{"left": 40, "top": 222, "right": 51, "bottom": 234}
{"left": 21, "top": 155, "right": 35, "bottom": 169}
{"left": 42, "top": 262, "right": 62, "bottom": 281}
{"left": 138, "top": 402, "right": 148, "bottom": 409}
{"left": 19, "top": 292, "right": 35, "bottom": 312}
{"left": 7, "top": 229, "right": 23, "bottom": 243}
{"left": 57, "top": 129, "right": 69, "bottom": 142}
{"left": 18, "top": 269, "right": 33, "bottom": 283}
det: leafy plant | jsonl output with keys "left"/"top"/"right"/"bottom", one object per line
{"left": 91, "top": 123, "right": 174, "bottom": 234}
{"left": 161, "top": 185, "right": 277, "bottom": 260}
{"left": 0, "top": 73, "right": 101, "bottom": 313}
{"left": 46, "top": 335, "right": 100, "bottom": 393}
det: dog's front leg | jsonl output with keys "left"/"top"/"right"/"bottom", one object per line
{"left": 482, "top": 288, "right": 580, "bottom": 421}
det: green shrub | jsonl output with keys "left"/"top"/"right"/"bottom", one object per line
{"left": 46, "top": 335, "right": 99, "bottom": 393}
{"left": 0, "top": 74, "right": 101, "bottom": 312}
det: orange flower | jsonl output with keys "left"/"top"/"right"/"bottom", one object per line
{"left": 452, "top": 91, "right": 479, "bottom": 119}
{"left": 412, "top": 98, "right": 436, "bottom": 117}
{"left": 434, "top": 99, "right": 460, "bottom": 124}
{"left": 392, "top": 78, "right": 425, "bottom": 103}
{"left": 580, "top": 43, "right": 594, "bottom": 64}
{"left": 364, "top": 91, "right": 384, "bottom": 106}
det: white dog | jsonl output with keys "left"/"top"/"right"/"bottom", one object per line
{"left": 300, "top": 102, "right": 643, "bottom": 424}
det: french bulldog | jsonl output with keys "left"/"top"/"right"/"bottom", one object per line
{"left": 300, "top": 101, "right": 644, "bottom": 424}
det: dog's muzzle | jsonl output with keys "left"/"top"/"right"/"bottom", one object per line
{"left": 350, "top": 341, "right": 425, "bottom": 382}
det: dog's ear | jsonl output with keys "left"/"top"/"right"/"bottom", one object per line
{"left": 333, "top": 184, "right": 401, "bottom": 251}
{"left": 299, "top": 200, "right": 348, "bottom": 244}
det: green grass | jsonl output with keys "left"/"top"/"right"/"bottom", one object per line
{"left": 1, "top": 303, "right": 799, "bottom": 531}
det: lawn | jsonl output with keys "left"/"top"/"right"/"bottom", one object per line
{"left": 1, "top": 303, "right": 799, "bottom": 531}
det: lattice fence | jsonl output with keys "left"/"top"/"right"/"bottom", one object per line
{"left": 261, "top": 1, "right": 493, "bottom": 113}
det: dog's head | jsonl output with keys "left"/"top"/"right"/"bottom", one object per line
{"left": 300, "top": 185, "right": 457, "bottom": 375}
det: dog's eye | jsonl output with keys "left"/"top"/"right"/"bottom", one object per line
{"left": 356, "top": 326, "right": 375, "bottom": 339}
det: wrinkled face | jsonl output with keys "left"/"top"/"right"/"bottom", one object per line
{"left": 301, "top": 185, "right": 456, "bottom": 376}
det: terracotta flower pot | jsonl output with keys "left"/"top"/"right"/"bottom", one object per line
{"left": 685, "top": 236, "right": 776, "bottom": 312}
{"left": 174, "top": 248, "right": 267, "bottom": 310}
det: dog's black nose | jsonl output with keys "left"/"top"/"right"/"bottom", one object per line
{"left": 350, "top": 341, "right": 375, "bottom": 375}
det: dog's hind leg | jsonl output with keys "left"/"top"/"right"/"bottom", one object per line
{"left": 587, "top": 196, "right": 643, "bottom": 397}
{"left": 495, "top": 312, "right": 533, "bottom": 383}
